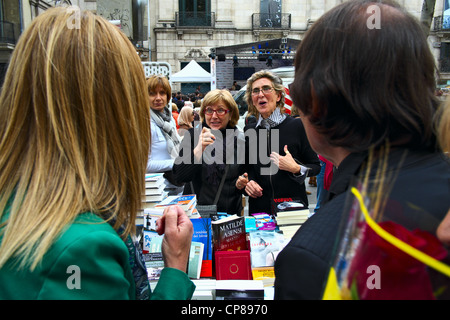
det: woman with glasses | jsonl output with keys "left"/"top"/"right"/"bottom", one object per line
{"left": 236, "top": 70, "right": 320, "bottom": 215}
{"left": 173, "top": 89, "right": 246, "bottom": 216}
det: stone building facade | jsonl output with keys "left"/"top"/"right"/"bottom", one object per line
{"left": 2, "top": 0, "right": 450, "bottom": 90}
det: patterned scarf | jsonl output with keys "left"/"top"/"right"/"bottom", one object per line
{"left": 108, "top": 219, "right": 150, "bottom": 300}
{"left": 151, "top": 106, "right": 181, "bottom": 158}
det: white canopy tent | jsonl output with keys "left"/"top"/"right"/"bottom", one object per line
{"left": 170, "top": 60, "right": 211, "bottom": 83}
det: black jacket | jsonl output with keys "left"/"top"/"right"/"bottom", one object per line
{"left": 173, "top": 124, "right": 245, "bottom": 215}
{"left": 243, "top": 116, "right": 320, "bottom": 214}
{"left": 274, "top": 149, "right": 450, "bottom": 299}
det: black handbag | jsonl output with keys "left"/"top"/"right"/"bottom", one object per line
{"left": 192, "top": 165, "right": 229, "bottom": 219}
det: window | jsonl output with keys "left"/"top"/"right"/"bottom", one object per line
{"left": 260, "top": 0, "right": 282, "bottom": 28}
{"left": 178, "top": 0, "right": 211, "bottom": 27}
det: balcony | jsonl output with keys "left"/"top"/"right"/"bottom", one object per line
{"left": 439, "top": 57, "right": 450, "bottom": 73}
{"left": 175, "top": 12, "right": 215, "bottom": 28}
{"left": 252, "top": 13, "right": 291, "bottom": 30}
{"left": 0, "top": 21, "right": 16, "bottom": 45}
{"left": 434, "top": 15, "right": 450, "bottom": 33}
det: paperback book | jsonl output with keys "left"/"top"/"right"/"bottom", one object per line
{"left": 187, "top": 241, "right": 204, "bottom": 279}
{"left": 155, "top": 194, "right": 197, "bottom": 216}
{"left": 248, "top": 229, "right": 288, "bottom": 268}
{"left": 211, "top": 215, "right": 247, "bottom": 252}
{"left": 191, "top": 218, "right": 213, "bottom": 277}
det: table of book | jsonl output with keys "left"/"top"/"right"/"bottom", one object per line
{"left": 140, "top": 173, "right": 311, "bottom": 300}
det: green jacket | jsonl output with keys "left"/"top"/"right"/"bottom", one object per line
{"left": 0, "top": 212, "right": 195, "bottom": 299}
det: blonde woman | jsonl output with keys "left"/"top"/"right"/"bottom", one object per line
{"left": 0, "top": 8, "right": 194, "bottom": 300}
{"left": 173, "top": 89, "right": 246, "bottom": 215}
{"left": 177, "top": 105, "right": 194, "bottom": 138}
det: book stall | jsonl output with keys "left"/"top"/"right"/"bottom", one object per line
{"left": 138, "top": 173, "right": 312, "bottom": 300}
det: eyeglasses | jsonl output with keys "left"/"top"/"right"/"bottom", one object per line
{"left": 252, "top": 85, "right": 274, "bottom": 96}
{"left": 204, "top": 108, "right": 231, "bottom": 116}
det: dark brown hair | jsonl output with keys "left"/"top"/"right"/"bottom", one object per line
{"left": 291, "top": 0, "right": 439, "bottom": 152}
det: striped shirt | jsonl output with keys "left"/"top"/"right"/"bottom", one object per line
{"left": 256, "top": 107, "right": 287, "bottom": 129}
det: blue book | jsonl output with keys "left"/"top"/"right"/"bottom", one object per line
{"left": 191, "top": 218, "right": 213, "bottom": 277}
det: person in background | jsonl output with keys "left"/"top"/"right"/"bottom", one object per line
{"left": 274, "top": 0, "right": 450, "bottom": 299}
{"left": 0, "top": 7, "right": 194, "bottom": 300}
{"left": 171, "top": 103, "right": 179, "bottom": 129}
{"left": 236, "top": 70, "right": 320, "bottom": 214}
{"left": 231, "top": 81, "right": 241, "bottom": 91}
{"left": 147, "top": 75, "right": 184, "bottom": 196}
{"left": 177, "top": 105, "right": 194, "bottom": 138}
{"left": 183, "top": 95, "right": 194, "bottom": 108}
{"left": 437, "top": 99, "right": 450, "bottom": 245}
{"left": 173, "top": 89, "right": 246, "bottom": 216}
{"left": 314, "top": 155, "right": 334, "bottom": 213}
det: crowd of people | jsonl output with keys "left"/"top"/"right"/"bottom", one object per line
{"left": 0, "top": 0, "right": 449, "bottom": 300}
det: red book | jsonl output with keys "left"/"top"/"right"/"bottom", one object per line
{"left": 214, "top": 250, "right": 252, "bottom": 280}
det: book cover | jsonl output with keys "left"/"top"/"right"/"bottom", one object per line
{"left": 251, "top": 213, "right": 277, "bottom": 230}
{"left": 142, "top": 209, "right": 164, "bottom": 231}
{"left": 211, "top": 215, "right": 247, "bottom": 252}
{"left": 272, "top": 197, "right": 306, "bottom": 214}
{"left": 187, "top": 241, "right": 204, "bottom": 279}
{"left": 214, "top": 250, "right": 252, "bottom": 280}
{"left": 251, "top": 267, "right": 276, "bottom": 288}
{"left": 248, "top": 230, "right": 288, "bottom": 268}
{"left": 191, "top": 218, "right": 213, "bottom": 277}
{"left": 142, "top": 235, "right": 164, "bottom": 281}
{"left": 155, "top": 194, "right": 196, "bottom": 211}
{"left": 142, "top": 230, "right": 163, "bottom": 253}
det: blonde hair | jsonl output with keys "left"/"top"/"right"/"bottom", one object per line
{"left": 178, "top": 106, "right": 194, "bottom": 128}
{"left": 200, "top": 89, "right": 239, "bottom": 127}
{"left": 0, "top": 8, "right": 150, "bottom": 270}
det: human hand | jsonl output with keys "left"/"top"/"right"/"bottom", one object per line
{"left": 270, "top": 145, "right": 301, "bottom": 174}
{"left": 236, "top": 173, "right": 249, "bottom": 190}
{"left": 245, "top": 180, "right": 263, "bottom": 198}
{"left": 156, "top": 205, "right": 193, "bottom": 272}
{"left": 194, "top": 127, "right": 216, "bottom": 160}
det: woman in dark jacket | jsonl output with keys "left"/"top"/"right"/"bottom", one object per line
{"left": 173, "top": 89, "right": 245, "bottom": 215}
{"left": 236, "top": 70, "right": 320, "bottom": 215}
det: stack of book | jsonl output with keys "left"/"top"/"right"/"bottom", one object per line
{"left": 275, "top": 208, "right": 310, "bottom": 239}
{"left": 143, "top": 173, "right": 168, "bottom": 209}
